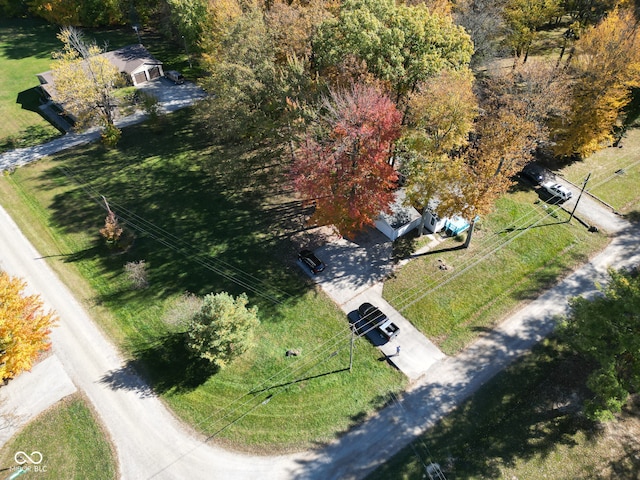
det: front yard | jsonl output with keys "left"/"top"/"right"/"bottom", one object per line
{"left": 0, "top": 18, "right": 61, "bottom": 149}
{"left": 558, "top": 127, "right": 640, "bottom": 215}
{"left": 384, "top": 188, "right": 609, "bottom": 355}
{"left": 0, "top": 108, "right": 406, "bottom": 451}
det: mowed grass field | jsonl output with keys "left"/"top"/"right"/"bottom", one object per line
{"left": 0, "top": 393, "right": 117, "bottom": 479}
{"left": 0, "top": 108, "right": 406, "bottom": 451}
{"left": 0, "top": 18, "right": 195, "bottom": 152}
{"left": 559, "top": 127, "right": 640, "bottom": 215}
{"left": 0, "top": 18, "right": 61, "bottom": 147}
{"left": 384, "top": 188, "right": 609, "bottom": 355}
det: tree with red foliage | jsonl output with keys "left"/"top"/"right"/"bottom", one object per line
{"left": 291, "top": 83, "right": 402, "bottom": 236}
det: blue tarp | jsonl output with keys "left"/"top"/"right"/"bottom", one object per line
{"left": 444, "top": 216, "right": 470, "bottom": 236}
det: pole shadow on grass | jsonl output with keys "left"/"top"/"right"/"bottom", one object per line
{"left": 407, "top": 243, "right": 467, "bottom": 259}
{"left": 99, "top": 331, "right": 218, "bottom": 396}
{"left": 248, "top": 368, "right": 350, "bottom": 395}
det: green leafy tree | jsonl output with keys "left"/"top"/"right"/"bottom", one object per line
{"left": 503, "top": 0, "right": 562, "bottom": 62}
{"left": 51, "top": 27, "right": 123, "bottom": 140}
{"left": 28, "top": 0, "right": 127, "bottom": 26}
{"left": 200, "top": 7, "right": 278, "bottom": 144}
{"left": 563, "top": 0, "right": 618, "bottom": 23}
{"left": 166, "top": 0, "right": 209, "bottom": 53}
{"left": 313, "top": 0, "right": 473, "bottom": 102}
{"left": 560, "top": 268, "right": 640, "bottom": 421}
{"left": 185, "top": 293, "right": 259, "bottom": 369}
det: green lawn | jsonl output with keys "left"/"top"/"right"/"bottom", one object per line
{"left": 368, "top": 339, "right": 640, "bottom": 480}
{"left": 0, "top": 18, "right": 61, "bottom": 149}
{"left": 0, "top": 108, "right": 406, "bottom": 451}
{"left": 384, "top": 189, "right": 608, "bottom": 354}
{"left": 0, "top": 18, "right": 199, "bottom": 153}
{"left": 558, "top": 127, "right": 640, "bottom": 215}
{"left": 0, "top": 394, "right": 117, "bottom": 479}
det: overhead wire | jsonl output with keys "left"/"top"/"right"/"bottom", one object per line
{"left": 584, "top": 156, "right": 640, "bottom": 192}
{"left": 58, "top": 165, "right": 575, "bottom": 470}
{"left": 390, "top": 197, "right": 566, "bottom": 312}
{"left": 58, "top": 166, "right": 288, "bottom": 305}
{"left": 389, "top": 196, "right": 557, "bottom": 308}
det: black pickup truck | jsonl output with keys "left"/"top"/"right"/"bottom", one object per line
{"left": 357, "top": 302, "right": 400, "bottom": 341}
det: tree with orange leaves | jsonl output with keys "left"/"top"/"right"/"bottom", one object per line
{"left": 0, "top": 272, "right": 56, "bottom": 382}
{"left": 553, "top": 7, "right": 640, "bottom": 158}
{"left": 291, "top": 83, "right": 402, "bottom": 236}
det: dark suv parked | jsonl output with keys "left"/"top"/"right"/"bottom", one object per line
{"left": 520, "top": 163, "right": 548, "bottom": 185}
{"left": 298, "top": 249, "right": 325, "bottom": 274}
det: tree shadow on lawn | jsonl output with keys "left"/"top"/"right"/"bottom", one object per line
{"left": 603, "top": 398, "right": 640, "bottom": 479}
{"left": 0, "top": 18, "right": 60, "bottom": 60}
{"left": 100, "top": 331, "right": 219, "bottom": 396}
{"left": 43, "top": 167, "right": 298, "bottom": 305}
{"left": 360, "top": 341, "right": 601, "bottom": 480}
{"left": 424, "top": 349, "right": 598, "bottom": 477}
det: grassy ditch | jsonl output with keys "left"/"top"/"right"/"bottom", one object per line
{"left": 0, "top": 109, "right": 405, "bottom": 451}
{"left": 384, "top": 189, "right": 609, "bottom": 354}
{"left": 0, "top": 393, "right": 117, "bottom": 479}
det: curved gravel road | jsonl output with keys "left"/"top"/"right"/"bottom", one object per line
{"left": 2, "top": 202, "right": 639, "bottom": 479}
{"left": 0, "top": 97, "right": 638, "bottom": 479}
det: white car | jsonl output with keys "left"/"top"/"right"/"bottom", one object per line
{"left": 165, "top": 70, "right": 184, "bottom": 84}
{"left": 543, "top": 182, "right": 572, "bottom": 201}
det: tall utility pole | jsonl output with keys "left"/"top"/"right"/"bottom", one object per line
{"left": 349, "top": 326, "right": 355, "bottom": 373}
{"left": 182, "top": 35, "right": 192, "bottom": 68}
{"left": 569, "top": 173, "right": 591, "bottom": 222}
{"left": 133, "top": 25, "right": 142, "bottom": 44}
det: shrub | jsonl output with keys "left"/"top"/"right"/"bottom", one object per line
{"left": 99, "top": 211, "right": 123, "bottom": 246}
{"left": 101, "top": 124, "right": 121, "bottom": 148}
{"left": 185, "top": 292, "right": 259, "bottom": 369}
{"left": 124, "top": 260, "right": 148, "bottom": 289}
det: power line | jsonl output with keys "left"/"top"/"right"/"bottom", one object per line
{"left": 388, "top": 390, "right": 448, "bottom": 480}
{"left": 56, "top": 165, "right": 579, "bottom": 478}
{"left": 58, "top": 167, "right": 288, "bottom": 305}
{"left": 391, "top": 199, "right": 566, "bottom": 313}
{"left": 388, "top": 197, "right": 560, "bottom": 308}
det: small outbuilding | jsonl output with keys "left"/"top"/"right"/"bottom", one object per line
{"left": 103, "top": 44, "right": 164, "bottom": 86}
{"left": 375, "top": 190, "right": 422, "bottom": 241}
{"left": 422, "top": 209, "right": 447, "bottom": 234}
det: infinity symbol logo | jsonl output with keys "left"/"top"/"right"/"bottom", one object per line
{"left": 14, "top": 451, "right": 43, "bottom": 465}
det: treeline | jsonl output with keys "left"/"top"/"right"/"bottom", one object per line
{"left": 23, "top": 0, "right": 640, "bottom": 235}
